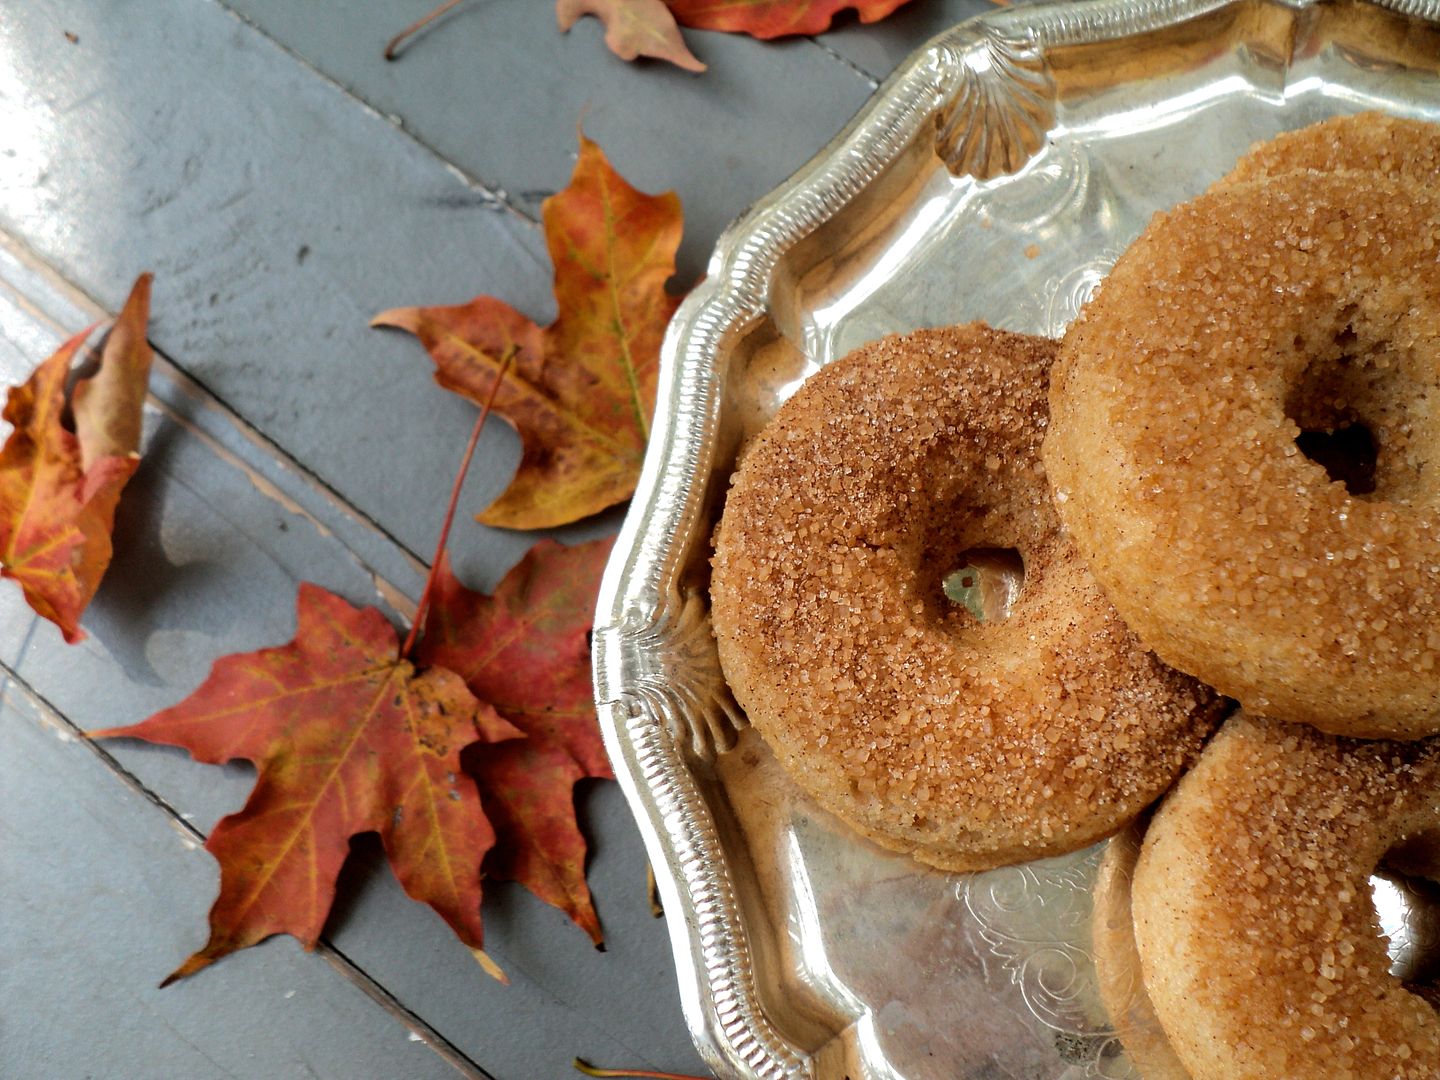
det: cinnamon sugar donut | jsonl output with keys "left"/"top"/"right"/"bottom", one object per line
{"left": 1092, "top": 822, "right": 1191, "bottom": 1080}
{"left": 710, "top": 324, "right": 1221, "bottom": 871}
{"left": 1132, "top": 712, "right": 1440, "bottom": 1079}
{"left": 1217, "top": 111, "right": 1440, "bottom": 189}
{"left": 1045, "top": 171, "right": 1440, "bottom": 738}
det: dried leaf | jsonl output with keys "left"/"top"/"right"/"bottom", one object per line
{"left": 557, "top": 0, "right": 706, "bottom": 71}
{"left": 93, "top": 539, "right": 614, "bottom": 980}
{"left": 375, "top": 134, "right": 681, "bottom": 529}
{"left": 666, "top": 0, "right": 915, "bottom": 38}
{"left": 0, "top": 274, "right": 153, "bottom": 642}
{"left": 418, "top": 538, "right": 614, "bottom": 941}
{"left": 93, "top": 584, "right": 524, "bottom": 983}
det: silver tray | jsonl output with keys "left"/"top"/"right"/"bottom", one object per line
{"left": 592, "top": 1, "right": 1440, "bottom": 1077}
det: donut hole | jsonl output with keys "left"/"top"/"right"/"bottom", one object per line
{"left": 1294, "top": 423, "right": 1378, "bottom": 496}
{"left": 1285, "top": 334, "right": 1384, "bottom": 497}
{"left": 941, "top": 547, "right": 1025, "bottom": 624}
{"left": 1375, "top": 832, "right": 1440, "bottom": 990}
{"left": 1283, "top": 315, "right": 1426, "bottom": 500}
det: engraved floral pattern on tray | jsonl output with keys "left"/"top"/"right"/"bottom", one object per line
{"left": 962, "top": 850, "right": 1134, "bottom": 1079}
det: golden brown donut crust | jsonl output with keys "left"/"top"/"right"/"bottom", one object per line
{"left": 1045, "top": 171, "right": 1440, "bottom": 737}
{"left": 1216, "top": 110, "right": 1440, "bottom": 189}
{"left": 711, "top": 324, "right": 1220, "bottom": 871}
{"left": 1132, "top": 713, "right": 1440, "bottom": 1080}
{"left": 1091, "top": 822, "right": 1191, "bottom": 1080}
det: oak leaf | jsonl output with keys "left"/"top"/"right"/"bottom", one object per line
{"left": 557, "top": 0, "right": 706, "bottom": 71}
{"left": 93, "top": 584, "right": 524, "bottom": 983}
{"left": 667, "top": 0, "right": 916, "bottom": 38}
{"left": 374, "top": 134, "right": 681, "bottom": 530}
{"left": 0, "top": 274, "right": 153, "bottom": 643}
{"left": 417, "top": 538, "right": 614, "bottom": 941}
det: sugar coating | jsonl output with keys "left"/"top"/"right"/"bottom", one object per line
{"left": 710, "top": 324, "right": 1221, "bottom": 871}
{"left": 1045, "top": 171, "right": 1440, "bottom": 737}
{"left": 1091, "top": 822, "right": 1191, "bottom": 1080}
{"left": 1215, "top": 111, "right": 1440, "bottom": 190}
{"left": 1132, "top": 713, "right": 1440, "bottom": 1079}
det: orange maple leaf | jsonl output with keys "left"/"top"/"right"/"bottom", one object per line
{"left": 0, "top": 274, "right": 153, "bottom": 643}
{"left": 374, "top": 133, "right": 682, "bottom": 530}
{"left": 666, "top": 0, "right": 916, "bottom": 37}
{"left": 418, "top": 538, "right": 615, "bottom": 942}
{"left": 557, "top": 0, "right": 706, "bottom": 71}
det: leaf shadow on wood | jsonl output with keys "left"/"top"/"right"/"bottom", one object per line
{"left": 84, "top": 419, "right": 230, "bottom": 687}
{"left": 318, "top": 834, "right": 484, "bottom": 959}
{"left": 324, "top": 832, "right": 390, "bottom": 943}
{"left": 318, "top": 781, "right": 612, "bottom": 956}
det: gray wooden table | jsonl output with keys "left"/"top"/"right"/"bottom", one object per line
{"left": 0, "top": 2, "right": 989, "bottom": 1076}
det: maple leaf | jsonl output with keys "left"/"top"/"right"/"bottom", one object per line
{"left": 418, "top": 538, "right": 615, "bottom": 942}
{"left": 0, "top": 274, "right": 153, "bottom": 643}
{"left": 557, "top": 0, "right": 707, "bottom": 71}
{"left": 374, "top": 133, "right": 681, "bottom": 530}
{"left": 93, "top": 584, "right": 525, "bottom": 984}
{"left": 93, "top": 532, "right": 615, "bottom": 981}
{"left": 666, "top": 0, "right": 916, "bottom": 38}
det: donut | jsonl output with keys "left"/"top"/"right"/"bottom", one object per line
{"left": 1091, "top": 822, "right": 1191, "bottom": 1080}
{"left": 710, "top": 324, "right": 1221, "bottom": 871}
{"left": 1044, "top": 171, "right": 1440, "bottom": 738}
{"left": 1216, "top": 111, "right": 1440, "bottom": 189}
{"left": 1131, "top": 712, "right": 1440, "bottom": 1079}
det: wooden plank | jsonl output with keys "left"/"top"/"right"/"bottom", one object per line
{"left": 0, "top": 239, "right": 710, "bottom": 1077}
{"left": 201, "top": 0, "right": 878, "bottom": 283}
{"left": 0, "top": 673, "right": 479, "bottom": 1080}
{"left": 0, "top": 0, "right": 549, "bottom": 564}
{"left": 0, "top": 0, "right": 915, "bottom": 1073}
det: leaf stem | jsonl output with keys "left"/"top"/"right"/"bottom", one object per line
{"left": 573, "top": 1059, "right": 710, "bottom": 1080}
{"left": 401, "top": 350, "right": 514, "bottom": 661}
{"left": 384, "top": 0, "right": 466, "bottom": 60}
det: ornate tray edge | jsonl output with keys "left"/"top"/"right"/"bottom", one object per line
{"left": 592, "top": 25, "right": 954, "bottom": 1076}
{"left": 590, "top": 0, "right": 1440, "bottom": 1076}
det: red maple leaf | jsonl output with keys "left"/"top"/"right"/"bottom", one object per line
{"left": 374, "top": 133, "right": 681, "bottom": 530}
{"left": 93, "top": 584, "right": 524, "bottom": 983}
{"left": 418, "top": 538, "right": 615, "bottom": 941}
{"left": 92, "top": 535, "right": 615, "bottom": 982}
{"left": 0, "top": 274, "right": 153, "bottom": 642}
{"left": 666, "top": 0, "right": 916, "bottom": 38}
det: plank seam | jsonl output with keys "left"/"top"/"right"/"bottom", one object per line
{"left": 805, "top": 36, "right": 884, "bottom": 87}
{"left": 0, "top": 227, "right": 429, "bottom": 592}
{"left": 209, "top": 0, "right": 542, "bottom": 230}
{"left": 0, "top": 658, "right": 497, "bottom": 1080}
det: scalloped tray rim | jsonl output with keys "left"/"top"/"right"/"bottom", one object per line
{"left": 590, "top": 0, "right": 1440, "bottom": 1076}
